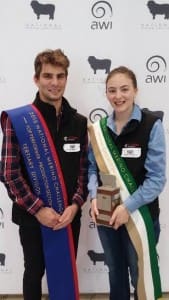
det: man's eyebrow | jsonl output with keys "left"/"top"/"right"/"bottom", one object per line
{"left": 42, "top": 72, "right": 52, "bottom": 75}
{"left": 42, "top": 72, "right": 66, "bottom": 76}
{"left": 57, "top": 72, "right": 66, "bottom": 76}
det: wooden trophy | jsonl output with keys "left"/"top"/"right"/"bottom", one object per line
{"left": 96, "top": 173, "right": 121, "bottom": 227}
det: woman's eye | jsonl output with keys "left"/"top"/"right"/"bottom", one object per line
{"left": 121, "top": 88, "right": 128, "bottom": 92}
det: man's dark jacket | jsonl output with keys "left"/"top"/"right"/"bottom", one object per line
{"left": 12, "top": 94, "right": 88, "bottom": 227}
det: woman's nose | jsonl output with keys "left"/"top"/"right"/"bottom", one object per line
{"left": 115, "top": 90, "right": 121, "bottom": 98}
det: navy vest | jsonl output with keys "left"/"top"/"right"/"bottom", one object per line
{"left": 108, "top": 110, "right": 161, "bottom": 220}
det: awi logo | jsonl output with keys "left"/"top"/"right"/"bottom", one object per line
{"left": 91, "top": 1, "right": 113, "bottom": 30}
{"left": 89, "top": 108, "right": 108, "bottom": 123}
{"left": 145, "top": 55, "right": 167, "bottom": 83}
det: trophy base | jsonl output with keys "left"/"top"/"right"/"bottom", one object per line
{"left": 96, "top": 186, "right": 121, "bottom": 227}
{"left": 96, "top": 211, "right": 112, "bottom": 227}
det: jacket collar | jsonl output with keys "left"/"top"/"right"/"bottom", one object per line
{"left": 107, "top": 104, "right": 142, "bottom": 135}
{"left": 33, "top": 92, "right": 77, "bottom": 124}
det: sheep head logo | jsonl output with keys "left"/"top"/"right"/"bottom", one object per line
{"left": 30, "top": 0, "right": 55, "bottom": 20}
{"left": 88, "top": 56, "right": 111, "bottom": 74}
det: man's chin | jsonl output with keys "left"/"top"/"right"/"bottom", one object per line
{"left": 47, "top": 96, "right": 62, "bottom": 102}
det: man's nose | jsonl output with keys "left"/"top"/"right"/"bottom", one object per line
{"left": 51, "top": 76, "right": 59, "bottom": 84}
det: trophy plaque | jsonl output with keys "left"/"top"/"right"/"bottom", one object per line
{"left": 96, "top": 173, "right": 121, "bottom": 227}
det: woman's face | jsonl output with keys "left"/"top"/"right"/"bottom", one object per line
{"left": 106, "top": 73, "right": 137, "bottom": 114}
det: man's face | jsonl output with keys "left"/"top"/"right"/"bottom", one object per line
{"left": 34, "top": 63, "right": 67, "bottom": 104}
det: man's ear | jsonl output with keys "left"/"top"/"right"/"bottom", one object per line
{"left": 33, "top": 75, "right": 39, "bottom": 86}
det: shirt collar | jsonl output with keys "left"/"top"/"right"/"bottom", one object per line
{"left": 107, "top": 104, "right": 142, "bottom": 132}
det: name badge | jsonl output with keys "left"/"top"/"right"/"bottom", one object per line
{"left": 121, "top": 147, "right": 141, "bottom": 158}
{"left": 63, "top": 143, "right": 80, "bottom": 152}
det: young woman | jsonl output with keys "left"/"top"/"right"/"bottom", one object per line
{"left": 88, "top": 66, "right": 166, "bottom": 300}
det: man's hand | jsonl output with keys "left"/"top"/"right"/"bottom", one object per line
{"left": 53, "top": 203, "right": 79, "bottom": 230}
{"left": 109, "top": 204, "right": 129, "bottom": 230}
{"left": 35, "top": 207, "right": 61, "bottom": 228}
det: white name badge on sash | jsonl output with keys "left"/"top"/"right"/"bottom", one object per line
{"left": 63, "top": 143, "right": 80, "bottom": 152}
{"left": 121, "top": 147, "right": 141, "bottom": 158}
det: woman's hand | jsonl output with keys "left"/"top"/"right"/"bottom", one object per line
{"left": 91, "top": 198, "right": 99, "bottom": 224}
{"left": 109, "top": 204, "right": 130, "bottom": 230}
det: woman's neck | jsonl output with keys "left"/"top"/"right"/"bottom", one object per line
{"left": 114, "top": 106, "right": 133, "bottom": 134}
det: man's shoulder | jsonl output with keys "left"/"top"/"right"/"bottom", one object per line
{"left": 75, "top": 111, "right": 87, "bottom": 121}
{"left": 2, "top": 104, "right": 31, "bottom": 118}
{"left": 73, "top": 112, "right": 87, "bottom": 129}
{"left": 63, "top": 97, "right": 87, "bottom": 125}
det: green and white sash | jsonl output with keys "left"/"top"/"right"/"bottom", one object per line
{"left": 88, "top": 117, "right": 163, "bottom": 300}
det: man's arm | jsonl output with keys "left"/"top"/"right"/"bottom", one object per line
{"left": 72, "top": 128, "right": 88, "bottom": 207}
{"left": 0, "top": 116, "right": 44, "bottom": 214}
{"left": 0, "top": 116, "right": 61, "bottom": 227}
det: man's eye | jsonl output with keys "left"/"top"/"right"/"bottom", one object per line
{"left": 43, "top": 74, "right": 52, "bottom": 79}
{"left": 58, "top": 74, "right": 66, "bottom": 80}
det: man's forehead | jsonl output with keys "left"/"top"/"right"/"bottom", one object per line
{"left": 41, "top": 63, "right": 65, "bottom": 74}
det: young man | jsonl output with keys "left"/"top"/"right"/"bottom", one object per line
{"left": 0, "top": 49, "right": 88, "bottom": 300}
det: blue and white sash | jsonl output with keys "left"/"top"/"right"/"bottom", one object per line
{"left": 2, "top": 104, "right": 79, "bottom": 300}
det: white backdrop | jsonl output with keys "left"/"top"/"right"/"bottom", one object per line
{"left": 0, "top": 0, "right": 169, "bottom": 294}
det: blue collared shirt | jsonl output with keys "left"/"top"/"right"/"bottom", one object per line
{"left": 88, "top": 104, "right": 166, "bottom": 213}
